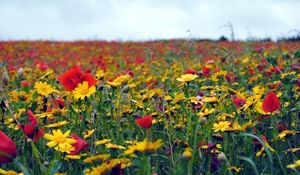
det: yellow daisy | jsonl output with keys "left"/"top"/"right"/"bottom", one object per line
{"left": 124, "top": 139, "right": 163, "bottom": 155}
{"left": 83, "top": 154, "right": 110, "bottom": 163}
{"left": 34, "top": 81, "right": 58, "bottom": 97}
{"left": 213, "top": 121, "right": 231, "bottom": 132}
{"left": 176, "top": 74, "right": 198, "bottom": 83}
{"left": 72, "top": 81, "right": 96, "bottom": 100}
{"left": 287, "top": 160, "right": 300, "bottom": 169}
{"left": 44, "top": 129, "right": 76, "bottom": 153}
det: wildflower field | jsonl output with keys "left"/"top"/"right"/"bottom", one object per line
{"left": 0, "top": 40, "right": 299, "bottom": 175}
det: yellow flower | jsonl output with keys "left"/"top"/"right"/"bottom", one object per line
{"left": 197, "top": 108, "right": 215, "bottom": 117}
{"left": 176, "top": 74, "right": 198, "bottom": 83}
{"left": 124, "top": 139, "right": 163, "bottom": 155}
{"left": 96, "top": 69, "right": 104, "bottom": 79}
{"left": 182, "top": 147, "right": 193, "bottom": 159}
{"left": 105, "top": 143, "right": 126, "bottom": 150}
{"left": 107, "top": 75, "right": 130, "bottom": 87}
{"left": 256, "top": 140, "right": 275, "bottom": 157}
{"left": 164, "top": 95, "right": 172, "bottom": 101}
{"left": 241, "top": 120, "right": 257, "bottom": 130}
{"left": 287, "top": 160, "right": 300, "bottom": 169}
{"left": 34, "top": 81, "right": 58, "bottom": 97}
{"left": 189, "top": 97, "right": 202, "bottom": 104}
{"left": 85, "top": 158, "right": 131, "bottom": 175}
{"left": 213, "top": 121, "right": 231, "bottom": 132}
{"left": 64, "top": 155, "right": 81, "bottom": 160}
{"left": 228, "top": 166, "right": 242, "bottom": 172}
{"left": 83, "top": 129, "right": 95, "bottom": 139}
{"left": 83, "top": 154, "right": 110, "bottom": 163}
{"left": 211, "top": 71, "right": 227, "bottom": 82}
{"left": 95, "top": 139, "right": 111, "bottom": 145}
{"left": 45, "top": 121, "right": 69, "bottom": 128}
{"left": 202, "top": 96, "right": 218, "bottom": 103}
{"left": 10, "top": 90, "right": 33, "bottom": 103}
{"left": 73, "top": 81, "right": 96, "bottom": 100}
{"left": 54, "top": 143, "right": 75, "bottom": 154}
{"left": 44, "top": 129, "right": 76, "bottom": 153}
{"left": 217, "top": 114, "right": 234, "bottom": 121}
{"left": 230, "top": 121, "right": 242, "bottom": 131}
{"left": 172, "top": 93, "right": 185, "bottom": 104}
{"left": 0, "top": 168, "right": 23, "bottom": 175}
{"left": 285, "top": 148, "right": 300, "bottom": 154}
{"left": 252, "top": 85, "right": 266, "bottom": 95}
{"left": 277, "top": 130, "right": 298, "bottom": 140}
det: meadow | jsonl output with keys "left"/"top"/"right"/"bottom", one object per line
{"left": 0, "top": 40, "right": 299, "bottom": 175}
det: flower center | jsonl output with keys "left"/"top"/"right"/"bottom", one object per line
{"left": 80, "top": 88, "right": 90, "bottom": 95}
{"left": 54, "top": 136, "right": 66, "bottom": 143}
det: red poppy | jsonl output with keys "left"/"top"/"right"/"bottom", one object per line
{"left": 231, "top": 95, "right": 246, "bottom": 108}
{"left": 70, "top": 134, "right": 88, "bottom": 155}
{"left": 0, "top": 131, "right": 17, "bottom": 163}
{"left": 58, "top": 66, "right": 97, "bottom": 91}
{"left": 135, "top": 115, "right": 153, "bottom": 129}
{"left": 19, "top": 110, "right": 44, "bottom": 142}
{"left": 185, "top": 68, "right": 197, "bottom": 75}
{"left": 262, "top": 92, "right": 280, "bottom": 112}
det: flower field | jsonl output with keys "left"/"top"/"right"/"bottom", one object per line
{"left": 0, "top": 40, "right": 299, "bottom": 175}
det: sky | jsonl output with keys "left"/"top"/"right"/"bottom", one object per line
{"left": 0, "top": 0, "right": 299, "bottom": 41}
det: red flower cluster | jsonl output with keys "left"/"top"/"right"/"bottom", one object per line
{"left": 0, "top": 131, "right": 17, "bottom": 163}
{"left": 58, "top": 66, "right": 97, "bottom": 91}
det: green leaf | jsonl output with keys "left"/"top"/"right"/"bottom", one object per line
{"left": 31, "top": 142, "right": 40, "bottom": 159}
{"left": 239, "top": 156, "right": 259, "bottom": 175}
{"left": 44, "top": 159, "right": 61, "bottom": 175}
{"left": 31, "top": 143, "right": 47, "bottom": 172}
{"left": 238, "top": 133, "right": 273, "bottom": 164}
{"left": 13, "top": 159, "right": 32, "bottom": 175}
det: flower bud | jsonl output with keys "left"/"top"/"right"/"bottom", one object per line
{"left": 97, "top": 85, "right": 104, "bottom": 91}
{"left": 2, "top": 71, "right": 9, "bottom": 86}
{"left": 17, "top": 68, "right": 24, "bottom": 79}
{"left": 217, "top": 152, "right": 227, "bottom": 161}
{"left": 43, "top": 161, "right": 49, "bottom": 166}
{"left": 122, "top": 85, "right": 130, "bottom": 93}
{"left": 199, "top": 117, "right": 207, "bottom": 124}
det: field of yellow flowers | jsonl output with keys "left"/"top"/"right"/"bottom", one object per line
{"left": 0, "top": 40, "right": 299, "bottom": 175}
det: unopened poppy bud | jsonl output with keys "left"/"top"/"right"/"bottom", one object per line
{"left": 122, "top": 85, "right": 130, "bottom": 93}
{"left": 97, "top": 85, "right": 104, "bottom": 91}
{"left": 43, "top": 161, "right": 49, "bottom": 166}
{"left": 17, "top": 68, "right": 24, "bottom": 79}
{"left": 217, "top": 152, "right": 227, "bottom": 161}
{"left": 199, "top": 117, "right": 207, "bottom": 124}
{"left": 2, "top": 71, "right": 9, "bottom": 85}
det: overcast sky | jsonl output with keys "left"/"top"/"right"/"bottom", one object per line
{"left": 0, "top": 0, "right": 299, "bottom": 41}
